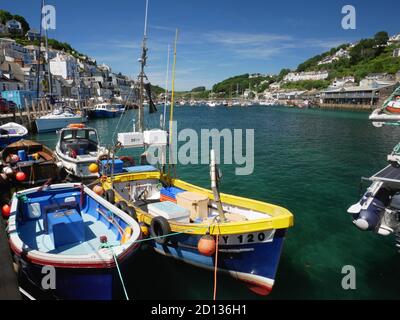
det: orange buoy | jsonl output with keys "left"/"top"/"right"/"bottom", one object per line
{"left": 198, "top": 234, "right": 216, "bottom": 256}
{"left": 88, "top": 163, "right": 99, "bottom": 173}
{"left": 139, "top": 222, "right": 149, "bottom": 237}
{"left": 68, "top": 123, "right": 85, "bottom": 129}
{"left": 93, "top": 185, "right": 104, "bottom": 196}
{"left": 15, "top": 171, "right": 26, "bottom": 182}
{"left": 2, "top": 204, "right": 11, "bottom": 219}
{"left": 121, "top": 227, "right": 133, "bottom": 244}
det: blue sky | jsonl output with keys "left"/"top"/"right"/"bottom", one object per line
{"left": 2, "top": 0, "right": 400, "bottom": 90}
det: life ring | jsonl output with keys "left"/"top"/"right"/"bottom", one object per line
{"left": 115, "top": 200, "right": 128, "bottom": 212}
{"left": 126, "top": 206, "right": 137, "bottom": 220}
{"left": 150, "top": 216, "right": 171, "bottom": 245}
{"left": 119, "top": 156, "right": 135, "bottom": 167}
{"left": 104, "top": 189, "right": 115, "bottom": 204}
{"left": 68, "top": 123, "right": 85, "bottom": 129}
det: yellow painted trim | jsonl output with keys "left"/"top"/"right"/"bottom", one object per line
{"left": 103, "top": 171, "right": 294, "bottom": 235}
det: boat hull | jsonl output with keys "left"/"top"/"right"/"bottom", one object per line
{"left": 13, "top": 249, "right": 136, "bottom": 300}
{"left": 152, "top": 228, "right": 287, "bottom": 295}
{"left": 35, "top": 117, "right": 84, "bottom": 133}
{"left": 93, "top": 110, "right": 118, "bottom": 118}
{"left": 0, "top": 134, "right": 28, "bottom": 148}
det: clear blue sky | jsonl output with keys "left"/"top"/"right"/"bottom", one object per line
{"left": 2, "top": 0, "right": 400, "bottom": 90}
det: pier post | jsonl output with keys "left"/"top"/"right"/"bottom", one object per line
{"left": 25, "top": 98, "right": 32, "bottom": 132}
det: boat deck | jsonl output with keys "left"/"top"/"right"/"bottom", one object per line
{"left": 18, "top": 212, "right": 119, "bottom": 255}
{"left": 370, "top": 165, "right": 400, "bottom": 183}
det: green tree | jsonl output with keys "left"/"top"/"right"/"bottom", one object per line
{"left": 0, "top": 10, "right": 12, "bottom": 24}
{"left": 374, "top": 31, "right": 389, "bottom": 46}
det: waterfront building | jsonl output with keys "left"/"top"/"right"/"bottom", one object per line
{"left": 320, "top": 83, "right": 397, "bottom": 106}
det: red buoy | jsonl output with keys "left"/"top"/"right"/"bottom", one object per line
{"left": 2, "top": 204, "right": 11, "bottom": 219}
{"left": 198, "top": 234, "right": 216, "bottom": 256}
{"left": 15, "top": 171, "right": 26, "bottom": 182}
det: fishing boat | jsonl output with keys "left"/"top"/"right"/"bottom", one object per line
{"left": 99, "top": 4, "right": 294, "bottom": 296}
{"left": 54, "top": 124, "right": 108, "bottom": 180}
{"left": 35, "top": 108, "right": 86, "bottom": 133}
{"left": 92, "top": 103, "right": 120, "bottom": 118}
{"left": 0, "top": 140, "right": 61, "bottom": 187}
{"left": 0, "top": 122, "right": 28, "bottom": 148}
{"left": 348, "top": 84, "right": 400, "bottom": 250}
{"left": 369, "top": 86, "right": 400, "bottom": 127}
{"left": 7, "top": 182, "right": 141, "bottom": 299}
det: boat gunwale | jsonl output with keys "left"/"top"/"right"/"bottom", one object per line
{"left": 103, "top": 171, "right": 294, "bottom": 234}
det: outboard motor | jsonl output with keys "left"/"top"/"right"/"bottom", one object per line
{"left": 353, "top": 187, "right": 391, "bottom": 231}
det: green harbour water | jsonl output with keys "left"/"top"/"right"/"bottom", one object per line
{"left": 33, "top": 105, "right": 400, "bottom": 299}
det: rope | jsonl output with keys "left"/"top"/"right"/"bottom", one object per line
{"left": 99, "top": 241, "right": 130, "bottom": 300}
{"left": 213, "top": 233, "right": 219, "bottom": 301}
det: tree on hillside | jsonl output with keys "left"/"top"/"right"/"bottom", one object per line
{"left": 191, "top": 86, "right": 206, "bottom": 92}
{"left": 374, "top": 31, "right": 389, "bottom": 46}
{"left": 0, "top": 10, "right": 12, "bottom": 24}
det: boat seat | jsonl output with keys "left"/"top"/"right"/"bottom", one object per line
{"left": 46, "top": 208, "right": 85, "bottom": 248}
{"left": 37, "top": 151, "right": 53, "bottom": 161}
{"left": 43, "top": 201, "right": 81, "bottom": 233}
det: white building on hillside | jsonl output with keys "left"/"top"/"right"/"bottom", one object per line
{"left": 393, "top": 48, "right": 400, "bottom": 58}
{"left": 284, "top": 70, "right": 329, "bottom": 82}
{"left": 49, "top": 53, "right": 78, "bottom": 79}
{"left": 5, "top": 19, "right": 23, "bottom": 34}
{"left": 330, "top": 76, "right": 355, "bottom": 88}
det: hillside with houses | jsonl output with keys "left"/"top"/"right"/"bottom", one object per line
{"left": 206, "top": 31, "right": 400, "bottom": 109}
{"left": 0, "top": 9, "right": 138, "bottom": 108}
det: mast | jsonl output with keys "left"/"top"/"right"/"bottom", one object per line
{"left": 168, "top": 29, "right": 178, "bottom": 179}
{"left": 137, "top": 0, "right": 149, "bottom": 133}
{"left": 36, "top": 0, "right": 44, "bottom": 100}
{"left": 43, "top": 0, "right": 52, "bottom": 97}
{"left": 163, "top": 44, "right": 170, "bottom": 130}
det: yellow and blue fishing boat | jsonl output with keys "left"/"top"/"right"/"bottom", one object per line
{"left": 101, "top": 168, "right": 293, "bottom": 295}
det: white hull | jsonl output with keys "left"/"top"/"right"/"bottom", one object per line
{"left": 55, "top": 149, "right": 99, "bottom": 179}
{"left": 35, "top": 116, "right": 84, "bottom": 133}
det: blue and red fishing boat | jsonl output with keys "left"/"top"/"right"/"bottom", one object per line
{"left": 7, "top": 183, "right": 141, "bottom": 300}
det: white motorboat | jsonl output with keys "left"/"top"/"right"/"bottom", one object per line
{"left": 35, "top": 108, "right": 86, "bottom": 133}
{"left": 0, "top": 122, "right": 28, "bottom": 148}
{"left": 55, "top": 124, "right": 108, "bottom": 179}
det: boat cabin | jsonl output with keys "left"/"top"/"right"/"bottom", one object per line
{"left": 59, "top": 127, "right": 99, "bottom": 158}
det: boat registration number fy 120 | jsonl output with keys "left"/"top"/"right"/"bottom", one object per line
{"left": 218, "top": 230, "right": 275, "bottom": 246}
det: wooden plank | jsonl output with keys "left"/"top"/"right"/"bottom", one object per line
{"left": 0, "top": 220, "right": 21, "bottom": 300}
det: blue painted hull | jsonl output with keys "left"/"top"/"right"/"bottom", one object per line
{"left": 14, "top": 245, "right": 136, "bottom": 300}
{"left": 93, "top": 110, "right": 118, "bottom": 118}
{"left": 152, "top": 228, "right": 287, "bottom": 295}
{"left": 0, "top": 134, "right": 27, "bottom": 148}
